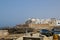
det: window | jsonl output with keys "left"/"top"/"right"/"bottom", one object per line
{"left": 58, "top": 22, "right": 60, "bottom": 24}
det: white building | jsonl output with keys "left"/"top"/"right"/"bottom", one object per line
{"left": 56, "top": 20, "right": 60, "bottom": 26}
{"left": 25, "top": 18, "right": 40, "bottom": 24}
{"left": 25, "top": 18, "right": 60, "bottom": 26}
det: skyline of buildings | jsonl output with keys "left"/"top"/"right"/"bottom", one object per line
{"left": 25, "top": 18, "right": 60, "bottom": 26}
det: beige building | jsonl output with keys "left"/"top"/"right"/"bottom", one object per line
{"left": 28, "top": 24, "right": 54, "bottom": 30}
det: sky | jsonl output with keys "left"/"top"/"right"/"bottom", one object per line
{"left": 0, "top": 0, "right": 60, "bottom": 27}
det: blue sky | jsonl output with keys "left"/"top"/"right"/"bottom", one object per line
{"left": 0, "top": 0, "right": 60, "bottom": 27}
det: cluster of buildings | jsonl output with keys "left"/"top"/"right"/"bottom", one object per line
{"left": 20, "top": 18, "right": 60, "bottom": 30}
{"left": 25, "top": 18, "right": 60, "bottom": 26}
{"left": 0, "top": 18, "right": 60, "bottom": 40}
